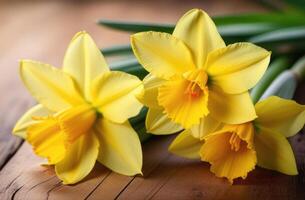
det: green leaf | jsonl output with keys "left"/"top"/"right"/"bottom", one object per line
{"left": 249, "top": 26, "right": 305, "bottom": 55}
{"left": 98, "top": 19, "right": 174, "bottom": 33}
{"left": 99, "top": 13, "right": 305, "bottom": 33}
{"left": 129, "top": 107, "right": 147, "bottom": 125}
{"left": 213, "top": 12, "right": 305, "bottom": 26}
{"left": 124, "top": 66, "right": 148, "bottom": 80}
{"left": 101, "top": 44, "right": 132, "bottom": 56}
{"left": 98, "top": 16, "right": 305, "bottom": 45}
{"left": 218, "top": 23, "right": 278, "bottom": 37}
{"left": 109, "top": 58, "right": 139, "bottom": 69}
{"left": 98, "top": 12, "right": 305, "bottom": 32}
{"left": 251, "top": 57, "right": 291, "bottom": 103}
{"left": 253, "top": 0, "right": 284, "bottom": 11}
{"left": 284, "top": 0, "right": 305, "bottom": 12}
{"left": 133, "top": 123, "right": 152, "bottom": 143}
{"left": 109, "top": 58, "right": 148, "bottom": 79}
{"left": 249, "top": 26, "right": 305, "bottom": 45}
{"left": 129, "top": 107, "right": 151, "bottom": 143}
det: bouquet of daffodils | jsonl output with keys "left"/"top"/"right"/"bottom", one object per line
{"left": 13, "top": 6, "right": 305, "bottom": 185}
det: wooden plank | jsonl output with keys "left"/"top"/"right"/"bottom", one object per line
{"left": 0, "top": 135, "right": 175, "bottom": 200}
{"left": 0, "top": 143, "right": 113, "bottom": 200}
{"left": 0, "top": 94, "right": 32, "bottom": 169}
{"left": 118, "top": 159, "right": 304, "bottom": 200}
{"left": 1, "top": 130, "right": 304, "bottom": 200}
{"left": 86, "top": 136, "right": 174, "bottom": 200}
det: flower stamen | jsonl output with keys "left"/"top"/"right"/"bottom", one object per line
{"left": 229, "top": 133, "right": 241, "bottom": 151}
{"left": 185, "top": 81, "right": 202, "bottom": 98}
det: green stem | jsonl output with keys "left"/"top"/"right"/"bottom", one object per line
{"left": 291, "top": 55, "right": 305, "bottom": 81}
{"left": 259, "top": 55, "right": 305, "bottom": 100}
{"left": 260, "top": 70, "right": 297, "bottom": 100}
{"left": 251, "top": 57, "right": 291, "bottom": 103}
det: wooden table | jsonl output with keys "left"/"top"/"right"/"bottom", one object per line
{"left": 0, "top": 1, "right": 304, "bottom": 199}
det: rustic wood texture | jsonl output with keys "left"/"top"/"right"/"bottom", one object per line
{"left": 0, "top": 1, "right": 304, "bottom": 199}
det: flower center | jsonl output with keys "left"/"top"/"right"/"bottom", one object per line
{"left": 56, "top": 104, "right": 97, "bottom": 143}
{"left": 30, "top": 104, "right": 97, "bottom": 145}
{"left": 183, "top": 69, "right": 208, "bottom": 98}
{"left": 26, "top": 104, "right": 97, "bottom": 164}
{"left": 185, "top": 81, "right": 203, "bottom": 98}
{"left": 157, "top": 69, "right": 210, "bottom": 128}
{"left": 225, "top": 122, "right": 255, "bottom": 152}
{"left": 229, "top": 133, "right": 242, "bottom": 151}
{"left": 200, "top": 122, "right": 257, "bottom": 184}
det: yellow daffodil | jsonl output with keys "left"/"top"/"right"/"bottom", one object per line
{"left": 169, "top": 96, "right": 305, "bottom": 183}
{"left": 13, "top": 31, "right": 144, "bottom": 184}
{"left": 131, "top": 9, "right": 271, "bottom": 135}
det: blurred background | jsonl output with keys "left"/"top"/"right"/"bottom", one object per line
{"left": 0, "top": 0, "right": 268, "bottom": 97}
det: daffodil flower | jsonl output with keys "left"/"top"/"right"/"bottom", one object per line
{"left": 13, "top": 31, "right": 144, "bottom": 184}
{"left": 131, "top": 9, "right": 271, "bottom": 135}
{"left": 169, "top": 96, "right": 305, "bottom": 183}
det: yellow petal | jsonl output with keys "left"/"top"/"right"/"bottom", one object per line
{"left": 146, "top": 108, "right": 182, "bottom": 135}
{"left": 200, "top": 131, "right": 256, "bottom": 183}
{"left": 173, "top": 9, "right": 225, "bottom": 68}
{"left": 55, "top": 131, "right": 99, "bottom": 184}
{"left": 13, "top": 104, "right": 52, "bottom": 138}
{"left": 208, "top": 86, "right": 257, "bottom": 124}
{"left": 158, "top": 78, "right": 209, "bottom": 128}
{"left": 190, "top": 115, "right": 221, "bottom": 139}
{"left": 131, "top": 31, "right": 196, "bottom": 79}
{"left": 91, "top": 71, "right": 143, "bottom": 123}
{"left": 207, "top": 43, "right": 270, "bottom": 94}
{"left": 140, "top": 74, "right": 164, "bottom": 109}
{"left": 20, "top": 60, "right": 84, "bottom": 112}
{"left": 95, "top": 118, "right": 142, "bottom": 176}
{"left": 254, "top": 126, "right": 298, "bottom": 175}
{"left": 63, "top": 31, "right": 109, "bottom": 101}
{"left": 255, "top": 96, "right": 305, "bottom": 137}
{"left": 27, "top": 117, "right": 67, "bottom": 164}
{"left": 169, "top": 129, "right": 203, "bottom": 159}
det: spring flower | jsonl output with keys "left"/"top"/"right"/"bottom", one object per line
{"left": 131, "top": 9, "right": 271, "bottom": 135}
{"left": 169, "top": 96, "right": 305, "bottom": 183}
{"left": 13, "top": 31, "right": 143, "bottom": 184}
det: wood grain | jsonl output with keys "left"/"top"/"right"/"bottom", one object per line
{"left": 0, "top": 1, "right": 304, "bottom": 200}
{"left": 0, "top": 135, "right": 175, "bottom": 200}
{"left": 1, "top": 131, "right": 304, "bottom": 200}
{"left": 0, "top": 93, "right": 31, "bottom": 169}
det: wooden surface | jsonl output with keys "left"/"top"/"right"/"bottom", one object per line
{"left": 0, "top": 1, "right": 304, "bottom": 199}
